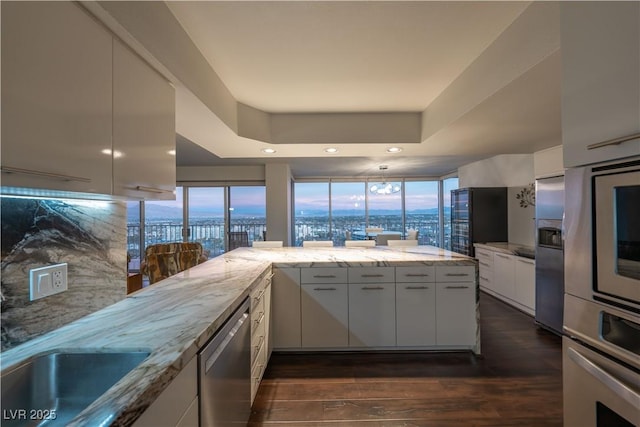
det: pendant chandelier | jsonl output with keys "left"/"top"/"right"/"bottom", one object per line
{"left": 369, "top": 165, "right": 401, "bottom": 195}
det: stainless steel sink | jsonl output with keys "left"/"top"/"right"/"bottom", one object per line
{"left": 1, "top": 350, "right": 150, "bottom": 426}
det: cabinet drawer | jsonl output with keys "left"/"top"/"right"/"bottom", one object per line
{"left": 395, "top": 266, "right": 435, "bottom": 283}
{"left": 436, "top": 266, "right": 475, "bottom": 282}
{"left": 475, "top": 248, "right": 493, "bottom": 263}
{"left": 301, "top": 268, "right": 348, "bottom": 284}
{"left": 251, "top": 327, "right": 266, "bottom": 367}
{"left": 251, "top": 306, "right": 266, "bottom": 338}
{"left": 348, "top": 267, "right": 395, "bottom": 283}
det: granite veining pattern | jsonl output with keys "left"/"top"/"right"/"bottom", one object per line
{"left": 0, "top": 246, "right": 476, "bottom": 427}
{"left": 1, "top": 198, "right": 127, "bottom": 350}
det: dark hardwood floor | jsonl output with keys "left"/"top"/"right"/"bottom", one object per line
{"left": 250, "top": 292, "right": 563, "bottom": 426}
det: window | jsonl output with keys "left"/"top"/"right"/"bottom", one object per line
{"left": 405, "top": 181, "right": 439, "bottom": 246}
{"left": 442, "top": 177, "right": 459, "bottom": 250}
{"left": 126, "top": 201, "right": 142, "bottom": 272}
{"left": 188, "top": 187, "right": 225, "bottom": 258}
{"left": 293, "top": 177, "right": 457, "bottom": 247}
{"left": 294, "top": 182, "right": 330, "bottom": 246}
{"left": 229, "top": 186, "right": 266, "bottom": 247}
{"left": 144, "top": 187, "right": 185, "bottom": 248}
{"left": 367, "top": 180, "right": 403, "bottom": 231}
{"left": 331, "top": 182, "right": 366, "bottom": 245}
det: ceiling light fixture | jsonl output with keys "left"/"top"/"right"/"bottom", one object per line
{"left": 369, "top": 165, "right": 401, "bottom": 195}
{"left": 386, "top": 147, "right": 402, "bottom": 153}
{"left": 262, "top": 148, "right": 276, "bottom": 154}
{"left": 324, "top": 147, "right": 339, "bottom": 154}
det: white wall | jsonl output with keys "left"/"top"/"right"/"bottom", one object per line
{"left": 265, "top": 164, "right": 292, "bottom": 246}
{"left": 458, "top": 154, "right": 536, "bottom": 246}
{"left": 533, "top": 145, "right": 564, "bottom": 178}
{"left": 458, "top": 154, "right": 534, "bottom": 187}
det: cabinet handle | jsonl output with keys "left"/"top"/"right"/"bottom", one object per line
{"left": 313, "top": 287, "right": 337, "bottom": 291}
{"left": 254, "top": 312, "right": 265, "bottom": 326}
{"left": 587, "top": 132, "right": 640, "bottom": 151}
{"left": 445, "top": 285, "right": 470, "bottom": 289}
{"left": 480, "top": 276, "right": 490, "bottom": 281}
{"left": 445, "top": 273, "right": 469, "bottom": 277}
{"left": 361, "top": 274, "right": 385, "bottom": 278}
{"left": 495, "top": 254, "right": 510, "bottom": 259}
{"left": 1, "top": 166, "right": 91, "bottom": 183}
{"left": 517, "top": 259, "right": 535, "bottom": 265}
{"left": 362, "top": 286, "right": 385, "bottom": 290}
{"left": 313, "top": 274, "right": 336, "bottom": 278}
{"left": 479, "top": 262, "right": 491, "bottom": 267}
{"left": 133, "top": 185, "right": 174, "bottom": 194}
{"left": 253, "top": 290, "right": 265, "bottom": 304}
{"left": 405, "top": 286, "right": 429, "bottom": 290}
{"left": 404, "top": 273, "right": 430, "bottom": 277}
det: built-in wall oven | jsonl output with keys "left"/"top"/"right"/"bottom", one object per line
{"left": 564, "top": 157, "right": 640, "bottom": 427}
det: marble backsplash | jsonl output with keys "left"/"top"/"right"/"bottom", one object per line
{"left": 1, "top": 197, "right": 127, "bottom": 351}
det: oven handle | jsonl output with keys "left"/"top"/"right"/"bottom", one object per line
{"left": 567, "top": 347, "right": 640, "bottom": 408}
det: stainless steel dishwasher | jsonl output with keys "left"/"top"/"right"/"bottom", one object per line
{"left": 199, "top": 298, "right": 251, "bottom": 427}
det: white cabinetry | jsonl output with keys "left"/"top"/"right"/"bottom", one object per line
{"left": 476, "top": 248, "right": 495, "bottom": 293}
{"left": 561, "top": 2, "right": 640, "bottom": 167}
{"left": 301, "top": 268, "right": 349, "bottom": 348}
{"left": 1, "top": 2, "right": 176, "bottom": 199}
{"left": 133, "top": 357, "right": 198, "bottom": 427}
{"left": 1, "top": 1, "right": 113, "bottom": 195}
{"left": 435, "top": 266, "right": 476, "bottom": 346}
{"left": 348, "top": 267, "right": 396, "bottom": 347}
{"left": 493, "top": 253, "right": 516, "bottom": 301}
{"left": 477, "top": 245, "right": 536, "bottom": 316}
{"left": 272, "top": 268, "right": 301, "bottom": 349}
{"left": 514, "top": 258, "right": 536, "bottom": 315}
{"left": 112, "top": 40, "right": 175, "bottom": 199}
{"left": 250, "top": 274, "right": 271, "bottom": 402}
{"left": 396, "top": 267, "right": 436, "bottom": 346}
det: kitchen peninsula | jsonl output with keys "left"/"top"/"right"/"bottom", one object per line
{"left": 0, "top": 246, "right": 478, "bottom": 427}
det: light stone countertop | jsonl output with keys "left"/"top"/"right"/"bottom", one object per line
{"left": 474, "top": 242, "right": 536, "bottom": 259}
{"left": 0, "top": 246, "right": 475, "bottom": 427}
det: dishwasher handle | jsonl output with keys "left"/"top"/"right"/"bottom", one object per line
{"left": 204, "top": 310, "right": 249, "bottom": 374}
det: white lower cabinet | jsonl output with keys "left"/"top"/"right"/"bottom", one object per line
{"left": 349, "top": 282, "right": 396, "bottom": 347}
{"left": 250, "top": 274, "right": 271, "bottom": 402}
{"left": 493, "top": 253, "right": 516, "bottom": 301}
{"left": 436, "top": 282, "right": 476, "bottom": 346}
{"left": 272, "top": 268, "right": 301, "bottom": 349}
{"left": 133, "top": 357, "right": 198, "bottom": 427}
{"left": 301, "top": 284, "right": 349, "bottom": 347}
{"left": 515, "top": 257, "right": 536, "bottom": 315}
{"left": 396, "top": 283, "right": 436, "bottom": 346}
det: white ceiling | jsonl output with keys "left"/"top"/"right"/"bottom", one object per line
{"left": 163, "top": 1, "right": 562, "bottom": 177}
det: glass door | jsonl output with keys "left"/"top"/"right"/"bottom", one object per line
{"left": 228, "top": 186, "right": 266, "bottom": 250}
{"left": 188, "top": 187, "right": 225, "bottom": 258}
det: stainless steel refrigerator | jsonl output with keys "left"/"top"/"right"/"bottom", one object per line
{"left": 535, "top": 175, "right": 565, "bottom": 335}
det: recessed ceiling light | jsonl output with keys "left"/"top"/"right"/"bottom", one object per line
{"left": 386, "top": 147, "right": 402, "bottom": 153}
{"left": 262, "top": 148, "right": 276, "bottom": 154}
{"left": 167, "top": 149, "right": 176, "bottom": 156}
{"left": 324, "top": 147, "right": 338, "bottom": 154}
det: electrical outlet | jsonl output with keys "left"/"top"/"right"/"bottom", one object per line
{"left": 29, "top": 263, "right": 68, "bottom": 301}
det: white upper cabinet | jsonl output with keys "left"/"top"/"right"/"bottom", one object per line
{"left": 1, "top": 2, "right": 176, "bottom": 199}
{"left": 113, "top": 39, "right": 176, "bottom": 200}
{"left": 1, "top": 1, "right": 113, "bottom": 194}
{"left": 561, "top": 2, "right": 640, "bottom": 167}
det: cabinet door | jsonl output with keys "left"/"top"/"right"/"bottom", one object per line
{"left": 301, "top": 284, "right": 348, "bottom": 348}
{"left": 113, "top": 39, "right": 176, "bottom": 200}
{"left": 561, "top": 2, "right": 640, "bottom": 167}
{"left": 264, "top": 282, "right": 273, "bottom": 359}
{"left": 493, "top": 253, "right": 515, "bottom": 300}
{"left": 272, "top": 268, "right": 301, "bottom": 349}
{"left": 133, "top": 357, "right": 198, "bottom": 427}
{"left": 436, "top": 282, "right": 476, "bottom": 346}
{"left": 396, "top": 283, "right": 436, "bottom": 346}
{"left": 1, "top": 2, "right": 113, "bottom": 195}
{"left": 515, "top": 257, "right": 536, "bottom": 313}
{"left": 348, "top": 283, "right": 396, "bottom": 347}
